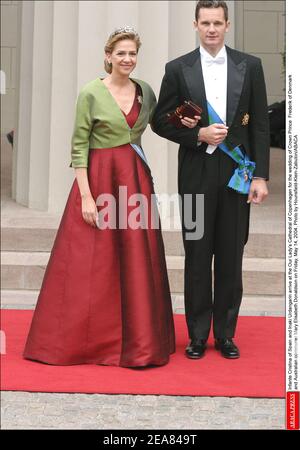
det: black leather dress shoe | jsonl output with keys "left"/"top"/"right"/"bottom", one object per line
{"left": 185, "top": 340, "right": 207, "bottom": 359}
{"left": 215, "top": 338, "right": 240, "bottom": 359}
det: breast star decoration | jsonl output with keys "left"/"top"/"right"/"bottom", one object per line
{"left": 242, "top": 113, "right": 250, "bottom": 126}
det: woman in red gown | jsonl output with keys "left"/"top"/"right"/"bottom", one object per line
{"left": 23, "top": 28, "right": 176, "bottom": 367}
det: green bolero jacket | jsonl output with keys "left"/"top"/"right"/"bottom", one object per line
{"left": 70, "top": 78, "right": 157, "bottom": 168}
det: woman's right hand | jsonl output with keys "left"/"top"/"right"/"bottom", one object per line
{"left": 81, "top": 194, "right": 98, "bottom": 227}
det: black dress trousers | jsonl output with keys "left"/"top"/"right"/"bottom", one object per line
{"left": 179, "top": 147, "right": 250, "bottom": 341}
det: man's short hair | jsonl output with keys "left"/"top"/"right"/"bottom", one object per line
{"left": 195, "top": 1, "right": 229, "bottom": 22}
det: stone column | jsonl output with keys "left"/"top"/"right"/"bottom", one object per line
{"left": 12, "top": 0, "right": 33, "bottom": 205}
{"left": 226, "top": 0, "right": 235, "bottom": 48}
{"left": 14, "top": 0, "right": 78, "bottom": 211}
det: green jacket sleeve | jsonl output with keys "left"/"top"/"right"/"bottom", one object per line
{"left": 70, "top": 89, "right": 93, "bottom": 168}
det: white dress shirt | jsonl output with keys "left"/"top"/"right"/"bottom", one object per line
{"left": 200, "top": 45, "right": 227, "bottom": 154}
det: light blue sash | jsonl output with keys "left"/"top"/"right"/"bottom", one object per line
{"left": 207, "top": 101, "right": 256, "bottom": 194}
{"left": 130, "top": 143, "right": 148, "bottom": 167}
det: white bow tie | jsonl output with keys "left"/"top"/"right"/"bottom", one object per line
{"left": 204, "top": 55, "right": 225, "bottom": 66}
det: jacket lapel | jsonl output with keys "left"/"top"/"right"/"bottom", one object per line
{"left": 181, "top": 47, "right": 247, "bottom": 128}
{"left": 181, "top": 49, "right": 209, "bottom": 127}
{"left": 130, "top": 78, "right": 146, "bottom": 130}
{"left": 226, "top": 46, "right": 247, "bottom": 127}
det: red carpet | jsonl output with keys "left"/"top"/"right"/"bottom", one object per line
{"left": 1, "top": 310, "right": 284, "bottom": 398}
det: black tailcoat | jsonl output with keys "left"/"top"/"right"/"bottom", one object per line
{"left": 152, "top": 46, "right": 270, "bottom": 340}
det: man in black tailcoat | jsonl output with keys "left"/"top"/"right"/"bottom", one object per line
{"left": 152, "top": 1, "right": 270, "bottom": 359}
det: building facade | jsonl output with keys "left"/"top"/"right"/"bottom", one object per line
{"left": 1, "top": 0, "right": 285, "bottom": 213}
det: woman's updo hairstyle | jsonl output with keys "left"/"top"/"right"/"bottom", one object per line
{"left": 104, "top": 26, "right": 142, "bottom": 74}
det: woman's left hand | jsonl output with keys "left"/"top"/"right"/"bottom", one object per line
{"left": 181, "top": 115, "right": 201, "bottom": 129}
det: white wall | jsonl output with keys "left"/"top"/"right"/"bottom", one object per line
{"left": 235, "top": 0, "right": 285, "bottom": 104}
{"left": 0, "top": 0, "right": 19, "bottom": 132}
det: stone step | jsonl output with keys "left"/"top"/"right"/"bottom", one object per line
{"left": 1, "top": 227, "right": 57, "bottom": 252}
{"left": 1, "top": 227, "right": 284, "bottom": 259}
{"left": 1, "top": 252, "right": 285, "bottom": 296}
{"left": 167, "top": 255, "right": 284, "bottom": 296}
{"left": 1, "top": 290, "right": 284, "bottom": 317}
{"left": 162, "top": 230, "right": 284, "bottom": 258}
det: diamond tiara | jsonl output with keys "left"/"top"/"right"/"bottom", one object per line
{"left": 109, "top": 26, "right": 139, "bottom": 39}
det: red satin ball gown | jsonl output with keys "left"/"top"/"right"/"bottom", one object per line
{"left": 23, "top": 88, "right": 176, "bottom": 367}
